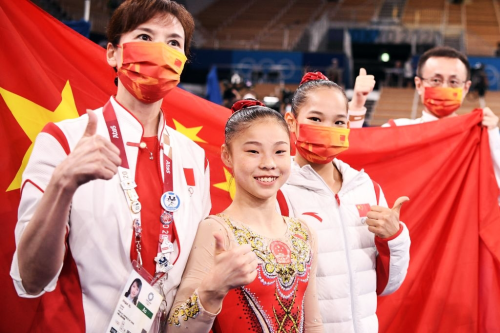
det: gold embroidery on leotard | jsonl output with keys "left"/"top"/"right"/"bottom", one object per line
{"left": 217, "top": 215, "right": 312, "bottom": 290}
{"left": 168, "top": 291, "right": 200, "bottom": 326}
{"left": 273, "top": 286, "right": 300, "bottom": 332}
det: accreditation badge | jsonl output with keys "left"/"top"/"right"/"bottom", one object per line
{"left": 106, "top": 270, "right": 163, "bottom": 333}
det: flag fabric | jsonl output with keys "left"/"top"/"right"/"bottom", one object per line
{"left": 342, "top": 111, "right": 500, "bottom": 333}
{"left": 1, "top": 1, "right": 500, "bottom": 333}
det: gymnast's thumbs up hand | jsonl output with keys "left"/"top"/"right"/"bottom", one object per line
{"left": 366, "top": 197, "right": 409, "bottom": 238}
{"left": 198, "top": 232, "right": 258, "bottom": 313}
{"left": 349, "top": 68, "right": 376, "bottom": 112}
{"left": 53, "top": 110, "right": 121, "bottom": 193}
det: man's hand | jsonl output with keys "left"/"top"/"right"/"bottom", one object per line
{"left": 349, "top": 68, "right": 376, "bottom": 111}
{"left": 366, "top": 197, "right": 409, "bottom": 239}
{"left": 482, "top": 107, "right": 499, "bottom": 130}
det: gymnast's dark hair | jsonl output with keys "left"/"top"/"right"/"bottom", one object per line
{"left": 291, "top": 72, "right": 349, "bottom": 116}
{"left": 225, "top": 99, "right": 289, "bottom": 146}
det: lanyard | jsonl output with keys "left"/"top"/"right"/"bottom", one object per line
{"left": 102, "top": 100, "right": 179, "bottom": 281}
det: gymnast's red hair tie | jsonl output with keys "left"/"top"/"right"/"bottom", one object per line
{"left": 299, "top": 72, "right": 329, "bottom": 86}
{"left": 231, "top": 99, "right": 265, "bottom": 114}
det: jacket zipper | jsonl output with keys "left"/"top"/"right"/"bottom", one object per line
{"left": 308, "top": 169, "right": 359, "bottom": 333}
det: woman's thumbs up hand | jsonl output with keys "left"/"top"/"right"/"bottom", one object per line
{"left": 366, "top": 197, "right": 409, "bottom": 238}
{"left": 53, "top": 110, "right": 122, "bottom": 193}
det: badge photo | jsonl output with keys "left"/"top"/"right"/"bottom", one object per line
{"left": 161, "top": 191, "right": 181, "bottom": 212}
{"left": 106, "top": 270, "right": 162, "bottom": 333}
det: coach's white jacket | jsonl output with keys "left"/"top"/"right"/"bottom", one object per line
{"left": 280, "top": 159, "right": 410, "bottom": 333}
{"left": 10, "top": 97, "right": 211, "bottom": 332}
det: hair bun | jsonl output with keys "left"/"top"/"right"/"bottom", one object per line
{"left": 299, "top": 72, "right": 329, "bottom": 86}
{"left": 231, "top": 99, "right": 265, "bottom": 114}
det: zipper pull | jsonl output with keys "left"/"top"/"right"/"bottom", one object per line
{"left": 335, "top": 194, "right": 341, "bottom": 206}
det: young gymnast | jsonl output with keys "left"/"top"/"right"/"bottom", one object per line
{"left": 168, "top": 99, "right": 323, "bottom": 332}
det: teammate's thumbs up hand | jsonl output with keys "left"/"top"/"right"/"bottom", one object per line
{"left": 349, "top": 67, "right": 376, "bottom": 111}
{"left": 391, "top": 196, "right": 409, "bottom": 215}
{"left": 366, "top": 197, "right": 409, "bottom": 238}
{"left": 53, "top": 110, "right": 121, "bottom": 193}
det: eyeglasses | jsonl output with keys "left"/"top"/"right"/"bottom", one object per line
{"left": 418, "top": 76, "right": 467, "bottom": 88}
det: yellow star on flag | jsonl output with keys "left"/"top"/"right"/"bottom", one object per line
{"left": 1, "top": 81, "right": 79, "bottom": 191}
{"left": 172, "top": 119, "right": 207, "bottom": 143}
{"left": 213, "top": 167, "right": 236, "bottom": 200}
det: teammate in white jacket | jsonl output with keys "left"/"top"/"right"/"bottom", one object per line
{"left": 279, "top": 72, "right": 411, "bottom": 333}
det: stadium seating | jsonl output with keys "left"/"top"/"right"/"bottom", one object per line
{"left": 330, "top": 0, "right": 379, "bottom": 24}
{"left": 465, "top": 0, "right": 500, "bottom": 56}
{"left": 196, "top": 0, "right": 326, "bottom": 50}
{"left": 37, "top": 0, "right": 500, "bottom": 57}
{"left": 52, "top": 0, "right": 110, "bottom": 33}
{"left": 402, "top": 0, "right": 445, "bottom": 26}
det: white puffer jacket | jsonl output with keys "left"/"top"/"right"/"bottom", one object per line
{"left": 279, "top": 159, "right": 410, "bottom": 333}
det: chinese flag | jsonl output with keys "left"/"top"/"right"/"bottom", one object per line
{"left": 355, "top": 203, "right": 371, "bottom": 217}
{"left": 0, "top": 1, "right": 231, "bottom": 332}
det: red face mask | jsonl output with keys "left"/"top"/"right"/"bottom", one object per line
{"left": 423, "top": 87, "right": 463, "bottom": 118}
{"left": 292, "top": 123, "right": 350, "bottom": 164}
{"left": 117, "top": 42, "right": 187, "bottom": 103}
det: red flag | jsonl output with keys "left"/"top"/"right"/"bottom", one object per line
{"left": 342, "top": 110, "right": 500, "bottom": 333}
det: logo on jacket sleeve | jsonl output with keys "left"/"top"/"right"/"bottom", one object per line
{"left": 301, "top": 212, "right": 323, "bottom": 222}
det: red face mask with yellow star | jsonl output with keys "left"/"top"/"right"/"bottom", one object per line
{"left": 423, "top": 87, "right": 463, "bottom": 118}
{"left": 117, "top": 42, "right": 187, "bottom": 104}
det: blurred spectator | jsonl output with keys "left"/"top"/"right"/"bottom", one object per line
{"left": 495, "top": 42, "right": 500, "bottom": 57}
{"left": 326, "top": 58, "right": 343, "bottom": 86}
{"left": 231, "top": 72, "right": 242, "bottom": 85}
{"left": 386, "top": 60, "right": 404, "bottom": 87}
{"left": 403, "top": 57, "right": 414, "bottom": 88}
{"left": 280, "top": 88, "right": 294, "bottom": 115}
{"left": 242, "top": 91, "right": 257, "bottom": 100}
{"left": 222, "top": 84, "right": 241, "bottom": 109}
{"left": 471, "top": 63, "right": 488, "bottom": 107}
